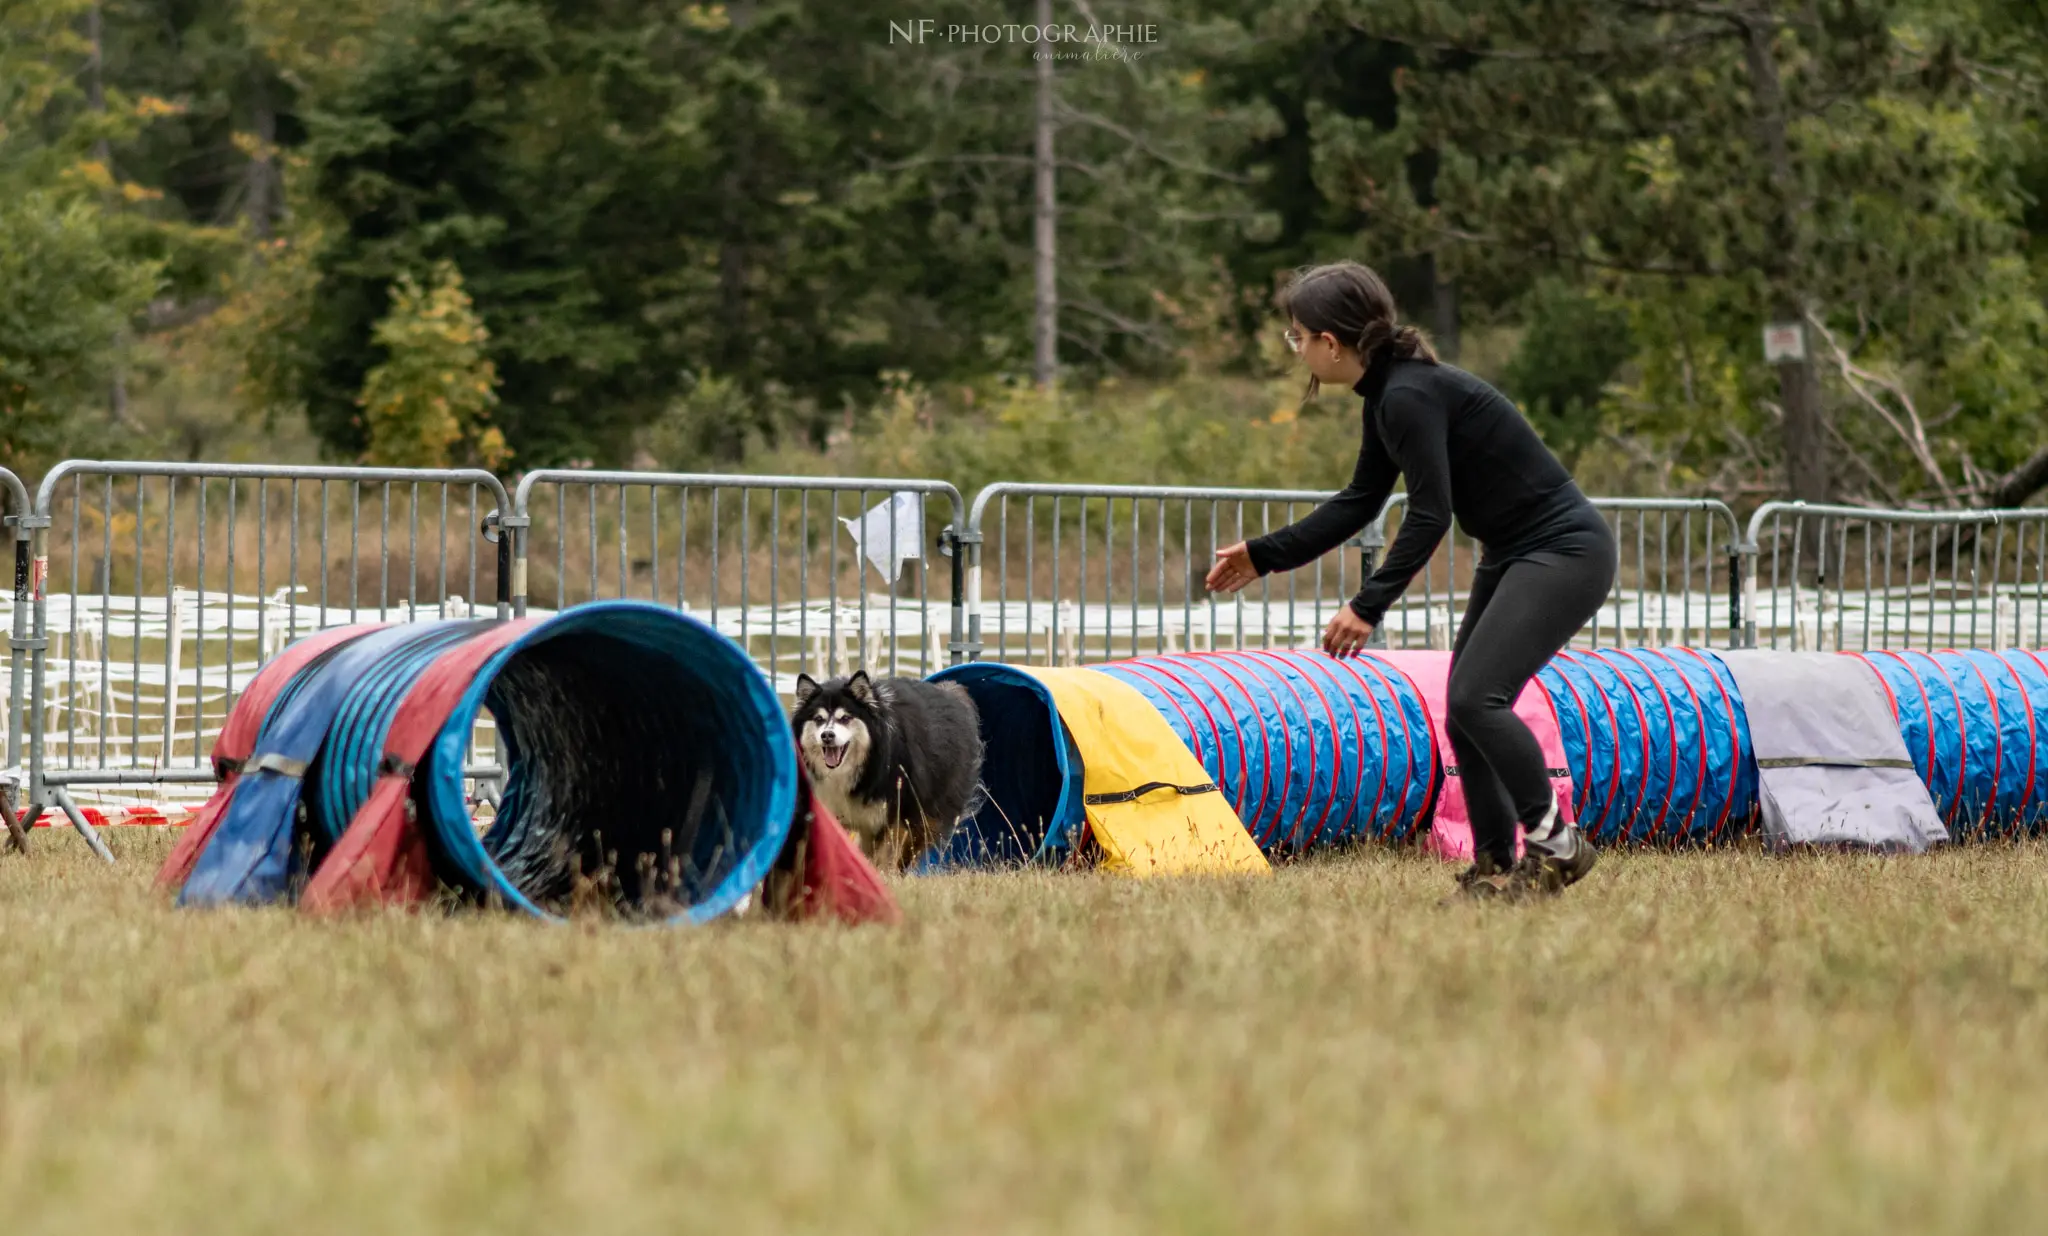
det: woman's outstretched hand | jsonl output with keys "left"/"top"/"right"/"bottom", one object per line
{"left": 1206, "top": 542, "right": 1259, "bottom": 594}
{"left": 1322, "top": 607, "right": 1375, "bottom": 658}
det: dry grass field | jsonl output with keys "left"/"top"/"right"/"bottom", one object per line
{"left": 3, "top": 831, "right": 2047, "bottom": 1234}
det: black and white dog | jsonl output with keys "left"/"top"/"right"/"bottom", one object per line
{"left": 792, "top": 671, "right": 983, "bottom": 871}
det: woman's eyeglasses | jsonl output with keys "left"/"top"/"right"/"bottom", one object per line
{"left": 1283, "top": 328, "right": 1304, "bottom": 353}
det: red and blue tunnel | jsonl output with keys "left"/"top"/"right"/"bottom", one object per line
{"left": 163, "top": 602, "right": 897, "bottom": 924}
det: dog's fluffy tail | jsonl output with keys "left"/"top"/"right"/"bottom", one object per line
{"left": 957, "top": 780, "right": 990, "bottom": 825}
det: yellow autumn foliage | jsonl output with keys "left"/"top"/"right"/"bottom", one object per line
{"left": 357, "top": 261, "right": 509, "bottom": 469}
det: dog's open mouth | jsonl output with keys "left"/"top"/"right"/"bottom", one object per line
{"left": 819, "top": 743, "right": 847, "bottom": 769}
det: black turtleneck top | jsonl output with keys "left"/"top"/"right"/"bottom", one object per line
{"left": 1245, "top": 351, "right": 1598, "bottom": 625}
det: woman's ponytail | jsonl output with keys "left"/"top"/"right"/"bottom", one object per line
{"left": 1388, "top": 324, "right": 1438, "bottom": 364}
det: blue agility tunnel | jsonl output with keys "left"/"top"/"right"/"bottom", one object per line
{"left": 1850, "top": 649, "right": 2048, "bottom": 839}
{"left": 914, "top": 662, "right": 1086, "bottom": 868}
{"left": 1536, "top": 648, "right": 1758, "bottom": 848}
{"left": 425, "top": 602, "right": 797, "bottom": 922}
{"left": 925, "top": 650, "right": 1437, "bottom": 867}
{"left": 174, "top": 602, "right": 796, "bottom": 922}
{"left": 1094, "top": 652, "right": 1436, "bottom": 851}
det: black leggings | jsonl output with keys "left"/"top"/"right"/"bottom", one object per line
{"left": 1444, "top": 522, "right": 1617, "bottom": 867}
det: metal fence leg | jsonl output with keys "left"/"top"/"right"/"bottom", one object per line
{"left": 1735, "top": 539, "right": 1760, "bottom": 648}
{"left": 53, "top": 787, "right": 114, "bottom": 864}
{"left": 6, "top": 518, "right": 27, "bottom": 780}
{"left": 22, "top": 510, "right": 54, "bottom": 859}
{"left": 1353, "top": 520, "right": 1388, "bottom": 649}
{"left": 0, "top": 769, "right": 26, "bottom": 853}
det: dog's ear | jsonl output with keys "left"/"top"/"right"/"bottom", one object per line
{"left": 846, "top": 670, "right": 874, "bottom": 703}
{"left": 793, "top": 673, "right": 820, "bottom": 708}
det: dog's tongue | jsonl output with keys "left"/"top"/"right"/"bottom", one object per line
{"left": 822, "top": 746, "right": 846, "bottom": 769}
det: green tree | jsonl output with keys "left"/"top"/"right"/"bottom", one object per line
{"left": 357, "top": 261, "right": 506, "bottom": 468}
{"left": 0, "top": 194, "right": 162, "bottom": 465}
{"left": 1315, "top": 0, "right": 2044, "bottom": 503}
{"left": 1498, "top": 277, "right": 1635, "bottom": 467}
{"left": 274, "top": 0, "right": 1276, "bottom": 468}
{"left": 0, "top": 0, "right": 166, "bottom": 465}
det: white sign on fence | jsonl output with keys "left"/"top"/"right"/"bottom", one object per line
{"left": 841, "top": 491, "right": 924, "bottom": 584}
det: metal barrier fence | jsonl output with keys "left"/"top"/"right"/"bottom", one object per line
{"left": 1379, "top": 495, "right": 1745, "bottom": 652}
{"left": 507, "top": 471, "right": 969, "bottom": 693}
{"left": 963, "top": 484, "right": 1744, "bottom": 665}
{"left": 2, "top": 467, "right": 30, "bottom": 848}
{"left": 22, "top": 461, "right": 512, "bottom": 856}
{"left": 10, "top": 455, "right": 2048, "bottom": 860}
{"left": 966, "top": 482, "right": 1357, "bottom": 663}
{"left": 1742, "top": 502, "right": 2048, "bottom": 651}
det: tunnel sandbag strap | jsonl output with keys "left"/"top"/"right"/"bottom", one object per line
{"left": 249, "top": 754, "right": 311, "bottom": 779}
{"left": 1019, "top": 666, "right": 1267, "bottom": 878}
{"left": 1756, "top": 756, "right": 1916, "bottom": 770}
{"left": 1084, "top": 781, "right": 1219, "bottom": 806}
{"left": 1444, "top": 766, "right": 1572, "bottom": 780}
{"left": 1716, "top": 650, "right": 1947, "bottom": 853}
{"left": 155, "top": 623, "right": 390, "bottom": 892}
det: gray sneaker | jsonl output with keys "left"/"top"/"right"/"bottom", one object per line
{"left": 1520, "top": 793, "right": 1597, "bottom": 891}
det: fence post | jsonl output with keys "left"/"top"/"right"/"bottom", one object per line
{"left": 1352, "top": 506, "right": 1388, "bottom": 649}
{"left": 943, "top": 521, "right": 982, "bottom": 666}
{"left": 4, "top": 475, "right": 30, "bottom": 781}
{"left": 487, "top": 506, "right": 522, "bottom": 620}
{"left": 1731, "top": 532, "right": 1756, "bottom": 649}
{"left": 500, "top": 509, "right": 530, "bottom": 619}
{"left": 3, "top": 469, "right": 33, "bottom": 851}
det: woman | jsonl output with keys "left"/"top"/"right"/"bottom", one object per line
{"left": 1205, "top": 261, "right": 1616, "bottom": 900}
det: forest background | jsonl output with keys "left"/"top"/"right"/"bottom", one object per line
{"left": 4, "top": 0, "right": 2046, "bottom": 510}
